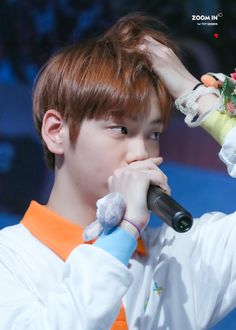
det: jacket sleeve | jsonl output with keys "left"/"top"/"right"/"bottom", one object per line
{"left": 0, "top": 244, "right": 132, "bottom": 330}
{"left": 192, "top": 111, "right": 236, "bottom": 326}
{"left": 191, "top": 210, "right": 236, "bottom": 328}
{"left": 219, "top": 126, "right": 236, "bottom": 177}
{"left": 201, "top": 109, "right": 236, "bottom": 178}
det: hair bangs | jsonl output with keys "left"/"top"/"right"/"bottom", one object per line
{"left": 69, "top": 40, "right": 156, "bottom": 126}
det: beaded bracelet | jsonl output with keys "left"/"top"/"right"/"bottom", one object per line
{"left": 122, "top": 218, "right": 142, "bottom": 237}
{"left": 192, "top": 82, "right": 203, "bottom": 90}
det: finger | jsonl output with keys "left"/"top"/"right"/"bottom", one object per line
{"left": 140, "top": 169, "right": 171, "bottom": 195}
{"left": 143, "top": 36, "right": 161, "bottom": 46}
{"left": 138, "top": 44, "right": 147, "bottom": 51}
{"left": 128, "top": 157, "right": 163, "bottom": 171}
{"left": 140, "top": 168, "right": 168, "bottom": 184}
{"left": 143, "top": 36, "right": 169, "bottom": 49}
{"left": 142, "top": 37, "right": 175, "bottom": 59}
{"left": 149, "top": 157, "right": 163, "bottom": 165}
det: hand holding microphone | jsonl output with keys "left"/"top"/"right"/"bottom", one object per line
{"left": 109, "top": 158, "right": 193, "bottom": 236}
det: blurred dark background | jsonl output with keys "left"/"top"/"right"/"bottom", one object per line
{"left": 0, "top": 0, "right": 235, "bottom": 85}
{"left": 0, "top": 1, "right": 236, "bottom": 328}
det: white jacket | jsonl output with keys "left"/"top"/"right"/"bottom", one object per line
{"left": 0, "top": 127, "right": 236, "bottom": 330}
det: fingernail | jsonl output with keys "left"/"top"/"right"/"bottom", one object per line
{"left": 138, "top": 44, "right": 146, "bottom": 51}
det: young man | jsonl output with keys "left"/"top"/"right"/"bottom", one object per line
{"left": 0, "top": 14, "right": 236, "bottom": 329}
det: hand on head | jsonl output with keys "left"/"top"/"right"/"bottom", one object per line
{"left": 139, "top": 36, "right": 200, "bottom": 99}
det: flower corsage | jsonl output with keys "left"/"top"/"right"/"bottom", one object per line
{"left": 201, "top": 69, "right": 236, "bottom": 116}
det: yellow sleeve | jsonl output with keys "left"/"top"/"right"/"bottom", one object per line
{"left": 201, "top": 110, "right": 236, "bottom": 145}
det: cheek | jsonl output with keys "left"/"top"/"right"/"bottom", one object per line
{"left": 79, "top": 150, "right": 120, "bottom": 198}
{"left": 90, "top": 150, "right": 120, "bottom": 178}
{"left": 71, "top": 132, "right": 125, "bottom": 192}
{"left": 77, "top": 143, "right": 119, "bottom": 182}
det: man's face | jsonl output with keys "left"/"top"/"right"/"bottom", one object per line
{"left": 63, "top": 89, "right": 163, "bottom": 207}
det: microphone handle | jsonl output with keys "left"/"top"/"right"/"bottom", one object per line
{"left": 147, "top": 185, "right": 193, "bottom": 233}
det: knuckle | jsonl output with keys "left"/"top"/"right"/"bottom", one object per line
{"left": 164, "top": 47, "right": 173, "bottom": 55}
{"left": 113, "top": 168, "right": 123, "bottom": 177}
{"left": 146, "top": 159, "right": 157, "bottom": 169}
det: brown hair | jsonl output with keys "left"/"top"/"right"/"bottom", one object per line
{"left": 33, "top": 13, "right": 175, "bottom": 169}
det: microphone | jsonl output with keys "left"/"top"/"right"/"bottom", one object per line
{"left": 147, "top": 185, "right": 193, "bottom": 233}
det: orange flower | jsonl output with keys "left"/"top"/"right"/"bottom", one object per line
{"left": 201, "top": 74, "right": 222, "bottom": 88}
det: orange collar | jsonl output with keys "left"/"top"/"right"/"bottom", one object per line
{"left": 21, "top": 201, "right": 146, "bottom": 261}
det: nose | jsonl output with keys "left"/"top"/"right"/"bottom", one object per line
{"left": 126, "top": 136, "right": 149, "bottom": 164}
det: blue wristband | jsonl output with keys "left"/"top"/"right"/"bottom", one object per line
{"left": 93, "top": 227, "right": 137, "bottom": 266}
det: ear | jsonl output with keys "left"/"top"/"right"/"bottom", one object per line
{"left": 41, "top": 109, "right": 67, "bottom": 155}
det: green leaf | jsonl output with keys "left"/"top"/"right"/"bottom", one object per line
{"left": 231, "top": 95, "right": 236, "bottom": 105}
{"left": 222, "top": 77, "right": 235, "bottom": 97}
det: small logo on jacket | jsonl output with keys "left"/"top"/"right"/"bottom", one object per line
{"left": 153, "top": 282, "right": 164, "bottom": 295}
{"left": 144, "top": 283, "right": 164, "bottom": 311}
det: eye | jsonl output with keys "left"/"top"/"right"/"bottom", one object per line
{"left": 110, "top": 126, "right": 128, "bottom": 135}
{"left": 149, "top": 132, "right": 161, "bottom": 141}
